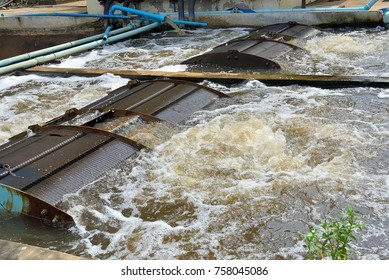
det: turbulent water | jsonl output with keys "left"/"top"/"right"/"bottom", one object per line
{"left": 0, "top": 27, "right": 388, "bottom": 260}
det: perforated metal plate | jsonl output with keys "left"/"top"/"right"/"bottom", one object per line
{"left": 0, "top": 127, "right": 139, "bottom": 206}
{"left": 83, "top": 79, "right": 227, "bottom": 123}
{"left": 182, "top": 22, "right": 321, "bottom": 69}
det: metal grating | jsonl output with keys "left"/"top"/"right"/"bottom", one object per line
{"left": 81, "top": 80, "right": 227, "bottom": 123}
{"left": 181, "top": 22, "right": 321, "bottom": 69}
{"left": 0, "top": 79, "right": 227, "bottom": 223}
{"left": 25, "top": 139, "right": 137, "bottom": 205}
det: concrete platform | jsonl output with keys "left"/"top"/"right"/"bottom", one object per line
{"left": 0, "top": 239, "right": 86, "bottom": 260}
{"left": 0, "top": 1, "right": 102, "bottom": 59}
{"left": 307, "top": 0, "right": 388, "bottom": 10}
{"left": 0, "top": 1, "right": 87, "bottom": 17}
{"left": 0, "top": 1, "right": 96, "bottom": 33}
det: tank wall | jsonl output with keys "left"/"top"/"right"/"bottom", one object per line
{"left": 87, "top": 0, "right": 318, "bottom": 14}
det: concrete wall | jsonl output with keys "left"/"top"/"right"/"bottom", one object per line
{"left": 88, "top": 0, "right": 318, "bottom": 14}
{"left": 198, "top": 10, "right": 383, "bottom": 27}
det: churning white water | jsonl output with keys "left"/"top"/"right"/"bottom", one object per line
{"left": 0, "top": 27, "right": 388, "bottom": 260}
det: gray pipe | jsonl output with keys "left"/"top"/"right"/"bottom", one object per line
{"left": 177, "top": 0, "right": 185, "bottom": 21}
{"left": 189, "top": 0, "right": 196, "bottom": 22}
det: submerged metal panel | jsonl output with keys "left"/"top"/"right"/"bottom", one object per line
{"left": 25, "top": 139, "right": 137, "bottom": 205}
{"left": 181, "top": 40, "right": 290, "bottom": 69}
{"left": 84, "top": 81, "right": 176, "bottom": 111}
{"left": 82, "top": 79, "right": 227, "bottom": 123}
{"left": 181, "top": 22, "right": 321, "bottom": 69}
{"left": 249, "top": 22, "right": 321, "bottom": 40}
{"left": 0, "top": 126, "right": 140, "bottom": 207}
{"left": 0, "top": 79, "right": 227, "bottom": 225}
{"left": 155, "top": 88, "right": 220, "bottom": 123}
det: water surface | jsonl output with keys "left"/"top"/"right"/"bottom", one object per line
{"left": 0, "top": 26, "right": 388, "bottom": 260}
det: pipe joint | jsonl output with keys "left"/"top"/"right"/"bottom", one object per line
{"left": 363, "top": 4, "right": 370, "bottom": 10}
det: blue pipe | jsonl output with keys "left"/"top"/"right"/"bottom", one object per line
{"left": 362, "top": 0, "right": 379, "bottom": 10}
{"left": 15, "top": 12, "right": 136, "bottom": 19}
{"left": 103, "top": 25, "right": 113, "bottom": 40}
{"left": 0, "top": 23, "right": 141, "bottom": 68}
{"left": 0, "top": 22, "right": 160, "bottom": 75}
{"left": 108, "top": 5, "right": 207, "bottom": 27}
{"left": 109, "top": 5, "right": 165, "bottom": 22}
{"left": 384, "top": 11, "right": 389, "bottom": 28}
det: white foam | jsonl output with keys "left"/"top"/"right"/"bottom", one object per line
{"left": 378, "top": 90, "right": 389, "bottom": 99}
{"left": 0, "top": 74, "right": 128, "bottom": 143}
{"left": 154, "top": 64, "right": 188, "bottom": 72}
{"left": 48, "top": 28, "right": 249, "bottom": 71}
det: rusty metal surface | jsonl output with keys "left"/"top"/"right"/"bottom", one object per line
{"left": 0, "top": 183, "right": 74, "bottom": 226}
{"left": 182, "top": 22, "right": 321, "bottom": 69}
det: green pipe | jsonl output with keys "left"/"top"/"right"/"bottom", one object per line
{"left": 0, "top": 22, "right": 160, "bottom": 76}
{"left": 384, "top": 10, "right": 389, "bottom": 28}
{"left": 0, "top": 23, "right": 139, "bottom": 68}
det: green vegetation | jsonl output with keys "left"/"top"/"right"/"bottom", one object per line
{"left": 301, "top": 206, "right": 364, "bottom": 260}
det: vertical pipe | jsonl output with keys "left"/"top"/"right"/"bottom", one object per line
{"left": 103, "top": 25, "right": 113, "bottom": 40}
{"left": 189, "top": 0, "right": 196, "bottom": 22}
{"left": 122, "top": 0, "right": 134, "bottom": 26}
{"left": 302, "top": 0, "right": 306, "bottom": 9}
{"left": 177, "top": 0, "right": 185, "bottom": 21}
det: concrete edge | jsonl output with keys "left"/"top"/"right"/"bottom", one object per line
{"left": 0, "top": 16, "right": 102, "bottom": 34}
{"left": 0, "top": 10, "right": 384, "bottom": 33}
{"left": 197, "top": 10, "right": 384, "bottom": 27}
{"left": 0, "top": 239, "right": 88, "bottom": 260}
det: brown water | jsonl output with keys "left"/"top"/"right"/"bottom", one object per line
{"left": 0, "top": 27, "right": 388, "bottom": 260}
